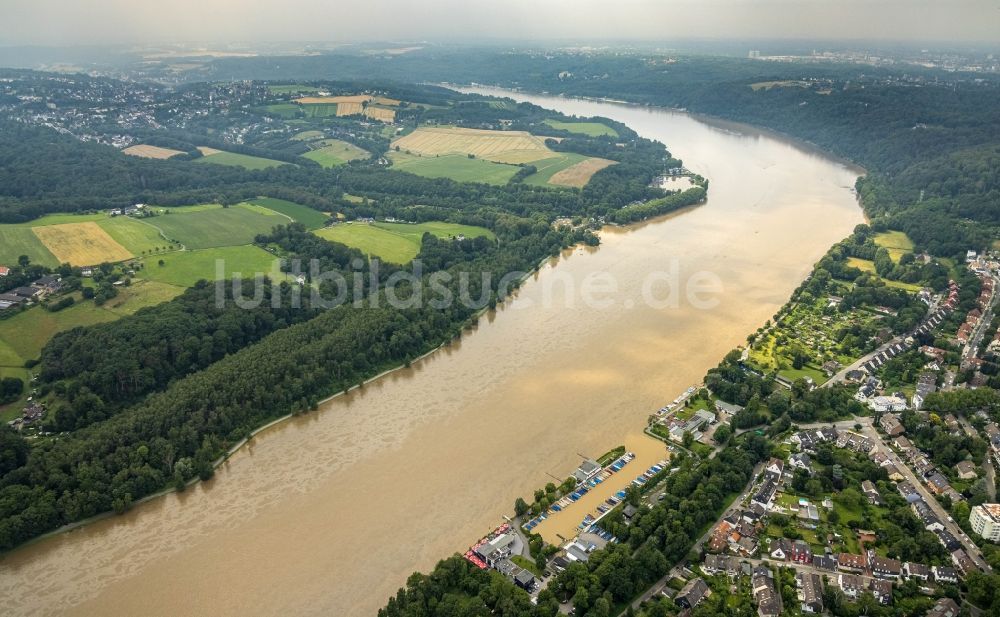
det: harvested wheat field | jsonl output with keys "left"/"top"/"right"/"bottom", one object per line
{"left": 196, "top": 146, "right": 223, "bottom": 156}
{"left": 336, "top": 102, "right": 365, "bottom": 116}
{"left": 364, "top": 107, "right": 396, "bottom": 122}
{"left": 123, "top": 144, "right": 185, "bottom": 159}
{"left": 548, "top": 157, "right": 617, "bottom": 188}
{"left": 392, "top": 127, "right": 554, "bottom": 163}
{"left": 33, "top": 222, "right": 133, "bottom": 265}
{"left": 373, "top": 96, "right": 402, "bottom": 106}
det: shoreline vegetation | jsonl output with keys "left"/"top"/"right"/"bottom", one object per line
{"left": 0, "top": 199, "right": 700, "bottom": 553}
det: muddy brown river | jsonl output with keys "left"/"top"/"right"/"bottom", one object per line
{"left": 0, "top": 89, "right": 863, "bottom": 616}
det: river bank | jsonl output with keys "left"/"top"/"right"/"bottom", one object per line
{"left": 0, "top": 91, "right": 863, "bottom": 617}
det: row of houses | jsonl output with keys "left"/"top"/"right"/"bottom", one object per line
{"left": 888, "top": 431, "right": 965, "bottom": 505}
{"left": 956, "top": 273, "right": 993, "bottom": 345}
{"left": 849, "top": 282, "right": 959, "bottom": 390}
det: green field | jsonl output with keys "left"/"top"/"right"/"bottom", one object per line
{"left": 292, "top": 130, "right": 324, "bottom": 141}
{"left": 194, "top": 150, "right": 289, "bottom": 170}
{"left": 543, "top": 119, "right": 618, "bottom": 138}
{"left": 149, "top": 204, "right": 284, "bottom": 249}
{"left": 301, "top": 104, "right": 338, "bottom": 118}
{"left": 0, "top": 227, "right": 58, "bottom": 267}
{"left": 315, "top": 221, "right": 494, "bottom": 264}
{"left": 268, "top": 84, "right": 321, "bottom": 95}
{"left": 302, "top": 140, "right": 370, "bottom": 167}
{"left": 388, "top": 152, "right": 519, "bottom": 185}
{"left": 98, "top": 216, "right": 169, "bottom": 255}
{"left": 261, "top": 104, "right": 300, "bottom": 119}
{"left": 138, "top": 245, "right": 285, "bottom": 288}
{"left": 0, "top": 298, "right": 118, "bottom": 362}
{"left": 874, "top": 230, "right": 915, "bottom": 263}
{"left": 522, "top": 152, "right": 591, "bottom": 186}
{"left": 249, "top": 198, "right": 328, "bottom": 230}
{"left": 100, "top": 280, "right": 185, "bottom": 315}
{"left": 846, "top": 257, "right": 876, "bottom": 273}
{"left": 0, "top": 212, "right": 179, "bottom": 267}
{"left": 0, "top": 280, "right": 185, "bottom": 413}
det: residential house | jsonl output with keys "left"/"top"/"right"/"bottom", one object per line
{"left": 869, "top": 554, "right": 902, "bottom": 579}
{"left": 837, "top": 553, "right": 867, "bottom": 573}
{"left": 879, "top": 414, "right": 906, "bottom": 437}
{"left": 32, "top": 275, "right": 61, "bottom": 293}
{"left": 926, "top": 472, "right": 954, "bottom": 497}
{"left": 955, "top": 460, "right": 978, "bottom": 480}
{"left": 513, "top": 569, "right": 535, "bottom": 591}
{"left": 838, "top": 432, "right": 875, "bottom": 454}
{"left": 703, "top": 554, "right": 741, "bottom": 577}
{"left": 913, "top": 372, "right": 938, "bottom": 410}
{"left": 674, "top": 577, "right": 710, "bottom": 609}
{"left": 913, "top": 457, "right": 936, "bottom": 477}
{"left": 752, "top": 566, "right": 781, "bottom": 617}
{"left": 789, "top": 452, "right": 811, "bottom": 471}
{"left": 796, "top": 572, "right": 823, "bottom": 614}
{"left": 765, "top": 458, "right": 784, "bottom": 482}
{"left": 837, "top": 573, "right": 865, "bottom": 599}
{"left": 736, "top": 535, "right": 759, "bottom": 557}
{"left": 715, "top": 400, "right": 744, "bottom": 416}
{"left": 752, "top": 479, "right": 777, "bottom": 510}
{"left": 812, "top": 554, "right": 838, "bottom": 572}
{"left": 898, "top": 481, "right": 922, "bottom": 504}
{"left": 789, "top": 540, "right": 812, "bottom": 563}
{"left": 870, "top": 396, "right": 907, "bottom": 413}
{"left": 869, "top": 579, "right": 893, "bottom": 605}
{"left": 927, "top": 598, "right": 961, "bottom": 617}
{"left": 707, "top": 520, "right": 732, "bottom": 553}
{"left": 893, "top": 435, "right": 915, "bottom": 452}
{"left": 951, "top": 549, "right": 977, "bottom": 576}
{"left": 884, "top": 464, "right": 905, "bottom": 482}
{"left": 932, "top": 566, "right": 959, "bottom": 584}
{"left": 0, "top": 266, "right": 9, "bottom": 276}
{"left": 770, "top": 538, "right": 792, "bottom": 561}
{"left": 903, "top": 562, "right": 930, "bottom": 581}
{"left": 862, "top": 480, "right": 884, "bottom": 506}
{"left": 936, "top": 529, "right": 962, "bottom": 552}
{"left": 912, "top": 500, "right": 945, "bottom": 531}
{"left": 943, "top": 414, "right": 961, "bottom": 433}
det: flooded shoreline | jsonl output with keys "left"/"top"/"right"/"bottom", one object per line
{"left": 0, "top": 91, "right": 864, "bottom": 617}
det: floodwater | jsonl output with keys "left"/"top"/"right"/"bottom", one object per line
{"left": 0, "top": 89, "right": 864, "bottom": 617}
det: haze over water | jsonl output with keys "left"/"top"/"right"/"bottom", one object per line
{"left": 0, "top": 90, "right": 863, "bottom": 617}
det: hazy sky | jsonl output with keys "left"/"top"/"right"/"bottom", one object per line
{"left": 1, "top": 0, "right": 998, "bottom": 46}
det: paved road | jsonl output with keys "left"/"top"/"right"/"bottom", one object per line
{"left": 858, "top": 423, "right": 991, "bottom": 573}
{"left": 986, "top": 460, "right": 997, "bottom": 503}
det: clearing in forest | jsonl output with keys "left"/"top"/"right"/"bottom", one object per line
{"left": 123, "top": 144, "right": 185, "bottom": 159}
